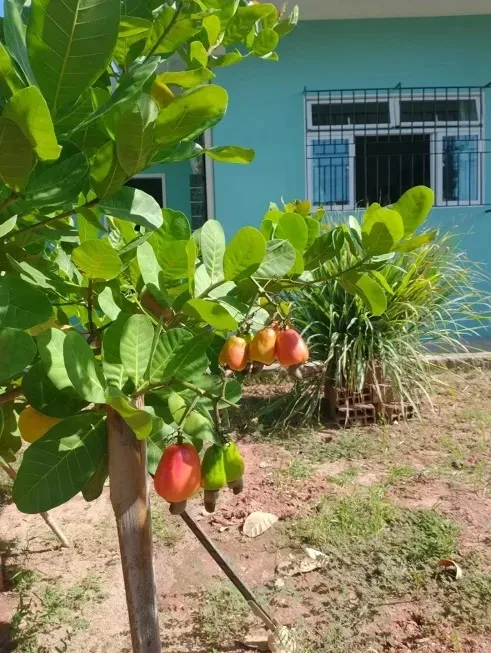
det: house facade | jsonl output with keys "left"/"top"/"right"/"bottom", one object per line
{"left": 141, "top": 1, "right": 491, "bottom": 283}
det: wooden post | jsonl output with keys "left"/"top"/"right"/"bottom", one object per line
{"left": 107, "top": 399, "right": 162, "bottom": 653}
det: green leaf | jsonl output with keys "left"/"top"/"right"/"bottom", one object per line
{"left": 102, "top": 313, "right": 130, "bottom": 389}
{"left": 4, "top": 87, "right": 61, "bottom": 162}
{"left": 274, "top": 5, "right": 299, "bottom": 37}
{"left": 154, "top": 85, "right": 228, "bottom": 147}
{"left": 113, "top": 16, "right": 151, "bottom": 66}
{"left": 201, "top": 220, "right": 225, "bottom": 284}
{"left": 71, "top": 58, "right": 159, "bottom": 135}
{"left": 189, "top": 40, "right": 208, "bottom": 68}
{"left": 370, "top": 270, "right": 394, "bottom": 295}
{"left": 361, "top": 204, "right": 404, "bottom": 255}
{"left": 23, "top": 361, "right": 87, "bottom": 418}
{"left": 183, "top": 298, "right": 238, "bottom": 331}
{"left": 275, "top": 212, "right": 308, "bottom": 252}
{"left": 115, "top": 94, "right": 159, "bottom": 177}
{"left": 99, "top": 187, "right": 163, "bottom": 231}
{"left": 224, "top": 4, "right": 277, "bottom": 45}
{"left": 394, "top": 230, "right": 438, "bottom": 253}
{"left": 22, "top": 152, "right": 89, "bottom": 208}
{"left": 90, "top": 141, "right": 127, "bottom": 199}
{"left": 156, "top": 68, "right": 215, "bottom": 89}
{"left": 82, "top": 454, "right": 108, "bottom": 502}
{"left": 137, "top": 240, "right": 163, "bottom": 294}
{"left": 0, "top": 327, "right": 36, "bottom": 383}
{"left": 187, "top": 237, "right": 197, "bottom": 296}
{"left": 162, "top": 331, "right": 213, "bottom": 381}
{"left": 0, "top": 117, "right": 34, "bottom": 191}
{"left": 120, "top": 314, "right": 154, "bottom": 389}
{"left": 27, "top": 0, "right": 120, "bottom": 110}
{"left": 209, "top": 51, "right": 244, "bottom": 68}
{"left": 0, "top": 276, "right": 52, "bottom": 329}
{"left": 144, "top": 6, "right": 199, "bottom": 56}
{"left": 0, "top": 402, "right": 22, "bottom": 464}
{"left": 304, "top": 216, "right": 321, "bottom": 247}
{"left": 106, "top": 387, "right": 152, "bottom": 440}
{"left": 223, "top": 227, "right": 266, "bottom": 281}
{"left": 4, "top": 0, "right": 37, "bottom": 86}
{"left": 183, "top": 411, "right": 215, "bottom": 442}
{"left": 37, "top": 328, "right": 74, "bottom": 391}
{"left": 147, "top": 417, "right": 173, "bottom": 475}
{"left": 0, "top": 216, "right": 17, "bottom": 238}
{"left": 254, "top": 239, "right": 296, "bottom": 278}
{"left": 168, "top": 390, "right": 186, "bottom": 423}
{"left": 13, "top": 412, "right": 107, "bottom": 514}
{"left": 64, "top": 330, "right": 106, "bottom": 403}
{"left": 72, "top": 239, "right": 122, "bottom": 281}
{"left": 253, "top": 28, "right": 279, "bottom": 56}
{"left": 149, "top": 327, "right": 191, "bottom": 384}
{"left": 155, "top": 240, "right": 190, "bottom": 281}
{"left": 340, "top": 271, "right": 387, "bottom": 316}
{"left": 148, "top": 210, "right": 191, "bottom": 262}
{"left": 0, "top": 41, "right": 24, "bottom": 98}
{"left": 303, "top": 232, "right": 337, "bottom": 270}
{"left": 98, "top": 285, "right": 122, "bottom": 321}
{"left": 78, "top": 207, "right": 103, "bottom": 242}
{"left": 204, "top": 145, "right": 255, "bottom": 164}
{"left": 392, "top": 186, "right": 435, "bottom": 236}
{"left": 151, "top": 141, "right": 203, "bottom": 165}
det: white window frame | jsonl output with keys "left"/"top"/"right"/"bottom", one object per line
{"left": 305, "top": 92, "right": 484, "bottom": 209}
{"left": 131, "top": 173, "right": 167, "bottom": 208}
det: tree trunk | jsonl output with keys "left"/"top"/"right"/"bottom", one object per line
{"left": 107, "top": 400, "right": 162, "bottom": 653}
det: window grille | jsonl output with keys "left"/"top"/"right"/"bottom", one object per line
{"left": 305, "top": 86, "right": 487, "bottom": 209}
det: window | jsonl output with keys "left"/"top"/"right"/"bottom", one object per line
{"left": 125, "top": 174, "right": 166, "bottom": 207}
{"left": 305, "top": 88, "right": 484, "bottom": 209}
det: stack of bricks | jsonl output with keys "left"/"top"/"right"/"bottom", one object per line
{"left": 324, "top": 383, "right": 416, "bottom": 427}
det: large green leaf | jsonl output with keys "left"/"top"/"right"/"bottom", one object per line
{"left": 253, "top": 28, "right": 279, "bottom": 56}
{"left": 340, "top": 271, "right": 387, "bottom": 316}
{"left": 0, "top": 402, "right": 22, "bottom": 465}
{"left": 163, "top": 331, "right": 212, "bottom": 383}
{"left": 90, "top": 141, "right": 127, "bottom": 199}
{"left": 224, "top": 3, "right": 277, "bottom": 45}
{"left": 392, "top": 186, "right": 435, "bottom": 237}
{"left": 72, "top": 239, "right": 122, "bottom": 280}
{"left": 113, "top": 16, "right": 151, "bottom": 66}
{"left": 147, "top": 417, "right": 173, "bottom": 475}
{"left": 22, "top": 152, "right": 89, "bottom": 208}
{"left": 97, "top": 285, "right": 122, "bottom": 321}
{"left": 0, "top": 117, "right": 34, "bottom": 191}
{"left": 154, "top": 85, "right": 228, "bottom": 147}
{"left": 394, "top": 230, "right": 438, "bottom": 253}
{"left": 0, "top": 328, "right": 36, "bottom": 383}
{"left": 81, "top": 453, "right": 108, "bottom": 502}
{"left": 275, "top": 212, "right": 308, "bottom": 252}
{"left": 105, "top": 387, "right": 152, "bottom": 440}
{"left": 304, "top": 216, "right": 321, "bottom": 247}
{"left": 63, "top": 330, "right": 106, "bottom": 403}
{"left": 70, "top": 58, "right": 159, "bottom": 135}
{"left": 26, "top": 0, "right": 120, "bottom": 110}
{"left": 151, "top": 141, "right": 203, "bottom": 165}
{"left": 13, "top": 412, "right": 107, "bottom": 514}
{"left": 183, "top": 298, "right": 237, "bottom": 331}
{"left": 120, "top": 314, "right": 154, "bottom": 389}
{"left": 37, "top": 328, "right": 74, "bottom": 390}
{"left": 148, "top": 210, "right": 191, "bottom": 266}
{"left": 0, "top": 276, "right": 52, "bottom": 329}
{"left": 254, "top": 239, "right": 296, "bottom": 278}
{"left": 223, "top": 227, "right": 266, "bottom": 281}
{"left": 4, "top": 87, "right": 61, "bottom": 162}
{"left": 149, "top": 328, "right": 190, "bottom": 384}
{"left": 4, "top": 0, "right": 37, "bottom": 85}
{"left": 182, "top": 411, "right": 215, "bottom": 443}
{"left": 0, "top": 41, "right": 24, "bottom": 98}
{"left": 361, "top": 204, "right": 404, "bottom": 255}
{"left": 303, "top": 232, "right": 337, "bottom": 270}
{"left": 115, "top": 94, "right": 158, "bottom": 176}
{"left": 99, "top": 187, "right": 163, "bottom": 231}
{"left": 137, "top": 240, "right": 163, "bottom": 291}
{"left": 201, "top": 219, "right": 225, "bottom": 284}
{"left": 102, "top": 313, "right": 131, "bottom": 389}
{"left": 155, "top": 240, "right": 190, "bottom": 281}
{"left": 23, "top": 361, "right": 87, "bottom": 418}
{"left": 204, "top": 145, "right": 255, "bottom": 164}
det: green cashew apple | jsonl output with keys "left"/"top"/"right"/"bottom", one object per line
{"left": 200, "top": 445, "right": 227, "bottom": 513}
{"left": 223, "top": 442, "right": 245, "bottom": 494}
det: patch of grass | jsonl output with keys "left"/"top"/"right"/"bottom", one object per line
{"left": 286, "top": 487, "right": 491, "bottom": 651}
{"left": 385, "top": 465, "right": 419, "bottom": 485}
{"left": 152, "top": 503, "right": 181, "bottom": 546}
{"left": 277, "top": 458, "right": 313, "bottom": 481}
{"left": 456, "top": 408, "right": 491, "bottom": 429}
{"left": 328, "top": 466, "right": 359, "bottom": 486}
{"left": 196, "top": 582, "right": 251, "bottom": 649}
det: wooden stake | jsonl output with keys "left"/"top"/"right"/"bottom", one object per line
{"left": 1, "top": 463, "right": 70, "bottom": 548}
{"left": 107, "top": 399, "right": 162, "bottom": 653}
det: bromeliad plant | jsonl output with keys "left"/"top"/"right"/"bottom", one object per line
{"left": 0, "top": 0, "right": 436, "bottom": 649}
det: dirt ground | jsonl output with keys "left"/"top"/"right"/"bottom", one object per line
{"left": 1, "top": 367, "right": 491, "bottom": 653}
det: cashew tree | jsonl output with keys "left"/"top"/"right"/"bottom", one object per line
{"left": 0, "top": 0, "right": 436, "bottom": 651}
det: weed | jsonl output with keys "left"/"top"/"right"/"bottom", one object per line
{"left": 151, "top": 502, "right": 181, "bottom": 546}
{"left": 277, "top": 458, "right": 313, "bottom": 481}
{"left": 196, "top": 582, "right": 250, "bottom": 648}
{"left": 385, "top": 465, "right": 418, "bottom": 485}
{"left": 328, "top": 466, "right": 359, "bottom": 486}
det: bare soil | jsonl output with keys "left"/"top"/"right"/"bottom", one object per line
{"left": 1, "top": 368, "right": 491, "bottom": 653}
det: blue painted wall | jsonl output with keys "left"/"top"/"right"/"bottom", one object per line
{"left": 144, "top": 162, "right": 192, "bottom": 217}
{"left": 211, "top": 15, "right": 491, "bottom": 284}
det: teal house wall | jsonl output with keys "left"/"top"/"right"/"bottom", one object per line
{"left": 211, "top": 16, "right": 491, "bottom": 285}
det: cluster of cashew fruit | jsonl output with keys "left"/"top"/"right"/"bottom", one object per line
{"left": 154, "top": 440, "right": 244, "bottom": 515}
{"left": 219, "top": 324, "right": 310, "bottom": 379}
